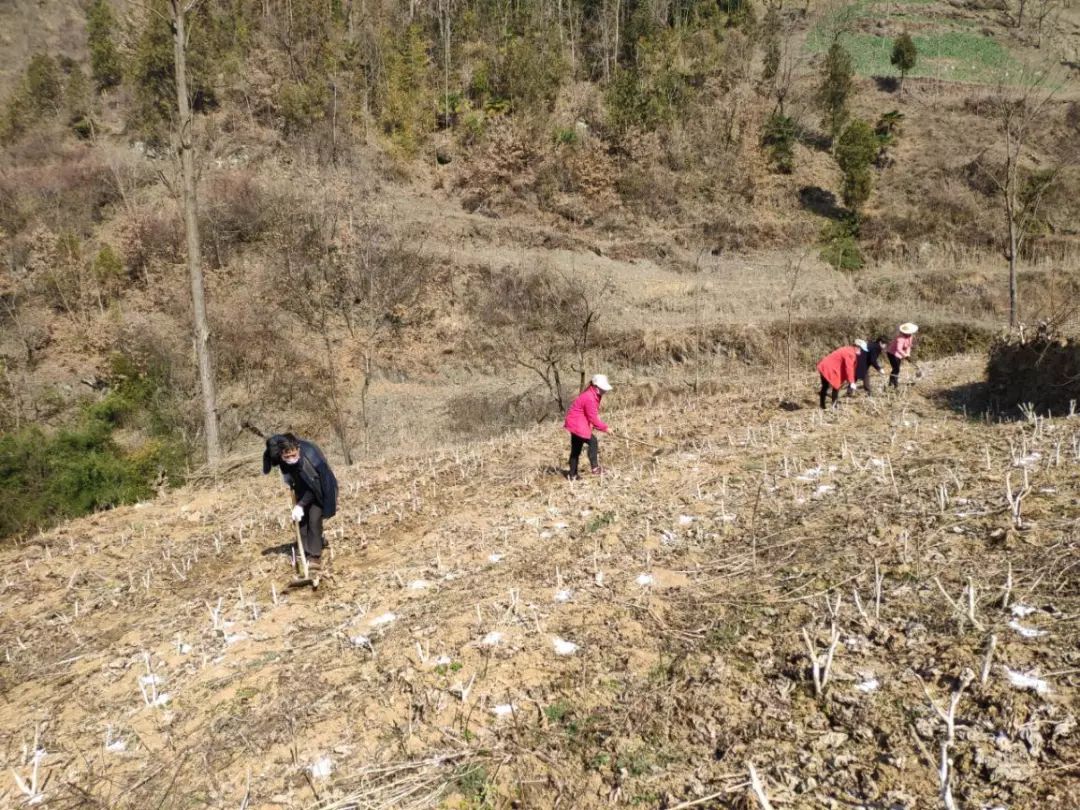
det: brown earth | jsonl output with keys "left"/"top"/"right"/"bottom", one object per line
{"left": 1, "top": 354, "right": 1077, "bottom": 808}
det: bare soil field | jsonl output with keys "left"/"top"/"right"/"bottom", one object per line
{"left": 2, "top": 353, "right": 1077, "bottom": 809}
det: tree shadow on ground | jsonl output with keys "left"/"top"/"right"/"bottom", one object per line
{"left": 873, "top": 76, "right": 899, "bottom": 93}
{"left": 797, "top": 129, "right": 832, "bottom": 152}
{"left": 799, "top": 186, "right": 845, "bottom": 220}
{"left": 931, "top": 379, "right": 1000, "bottom": 419}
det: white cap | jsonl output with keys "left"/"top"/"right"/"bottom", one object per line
{"left": 854, "top": 339, "right": 868, "bottom": 352}
{"left": 591, "top": 374, "right": 612, "bottom": 392}
{"left": 899, "top": 322, "right": 919, "bottom": 335}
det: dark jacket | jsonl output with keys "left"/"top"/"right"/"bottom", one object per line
{"left": 262, "top": 434, "right": 338, "bottom": 519}
{"left": 856, "top": 343, "right": 884, "bottom": 381}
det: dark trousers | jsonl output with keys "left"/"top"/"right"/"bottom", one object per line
{"left": 568, "top": 433, "right": 598, "bottom": 478}
{"left": 857, "top": 370, "right": 876, "bottom": 395}
{"left": 298, "top": 503, "right": 325, "bottom": 560}
{"left": 887, "top": 353, "right": 902, "bottom": 387}
{"left": 819, "top": 374, "right": 839, "bottom": 409}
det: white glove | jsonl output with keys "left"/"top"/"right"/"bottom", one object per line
{"left": 291, "top": 505, "right": 304, "bottom": 523}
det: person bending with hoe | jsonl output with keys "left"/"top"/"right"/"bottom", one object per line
{"left": 817, "top": 341, "right": 864, "bottom": 409}
{"left": 886, "top": 322, "right": 919, "bottom": 388}
{"left": 263, "top": 433, "right": 338, "bottom": 568}
{"left": 564, "top": 374, "right": 613, "bottom": 479}
{"left": 855, "top": 336, "right": 888, "bottom": 396}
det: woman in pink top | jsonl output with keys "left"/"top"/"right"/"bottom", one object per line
{"left": 564, "top": 374, "right": 613, "bottom": 479}
{"left": 886, "top": 322, "right": 918, "bottom": 388}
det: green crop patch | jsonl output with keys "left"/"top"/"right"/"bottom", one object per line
{"left": 808, "top": 1, "right": 1018, "bottom": 83}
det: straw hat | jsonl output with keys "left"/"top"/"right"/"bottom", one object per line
{"left": 591, "top": 374, "right": 613, "bottom": 392}
{"left": 854, "top": 339, "right": 868, "bottom": 351}
{"left": 899, "top": 322, "right": 919, "bottom": 335}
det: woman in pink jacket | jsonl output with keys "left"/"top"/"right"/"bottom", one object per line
{"left": 564, "top": 374, "right": 613, "bottom": 479}
{"left": 886, "top": 322, "right": 918, "bottom": 388}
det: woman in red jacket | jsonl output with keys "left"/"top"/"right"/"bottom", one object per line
{"left": 817, "top": 341, "right": 865, "bottom": 409}
{"left": 564, "top": 374, "right": 613, "bottom": 479}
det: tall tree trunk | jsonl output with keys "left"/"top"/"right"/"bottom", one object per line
{"left": 172, "top": 0, "right": 222, "bottom": 466}
{"left": 1008, "top": 215, "right": 1019, "bottom": 328}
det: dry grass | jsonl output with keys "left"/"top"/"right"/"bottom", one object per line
{"left": 1, "top": 354, "right": 1077, "bottom": 808}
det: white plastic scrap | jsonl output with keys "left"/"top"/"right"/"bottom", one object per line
{"left": 1010, "top": 604, "right": 1037, "bottom": 618}
{"left": 491, "top": 703, "right": 515, "bottom": 718}
{"left": 678, "top": 515, "right": 695, "bottom": 526}
{"left": 554, "top": 588, "right": 573, "bottom": 603}
{"left": 552, "top": 638, "right": 579, "bottom": 656}
{"left": 309, "top": 756, "right": 333, "bottom": 780}
{"left": 481, "top": 631, "right": 503, "bottom": 646}
{"left": 487, "top": 553, "right": 504, "bottom": 564}
{"left": 1014, "top": 452, "right": 1042, "bottom": 467}
{"left": 370, "top": 612, "right": 397, "bottom": 627}
{"left": 796, "top": 467, "right": 823, "bottom": 482}
{"left": 1008, "top": 620, "right": 1047, "bottom": 639}
{"left": 636, "top": 573, "right": 654, "bottom": 587}
{"left": 408, "top": 579, "right": 430, "bottom": 591}
{"left": 350, "top": 635, "right": 373, "bottom": 650}
{"left": 224, "top": 632, "right": 248, "bottom": 645}
{"left": 105, "top": 727, "right": 127, "bottom": 753}
{"left": 855, "top": 678, "right": 880, "bottom": 693}
{"left": 105, "top": 738, "right": 127, "bottom": 753}
{"left": 1003, "top": 667, "right": 1051, "bottom": 695}
{"left": 813, "top": 484, "right": 835, "bottom": 498}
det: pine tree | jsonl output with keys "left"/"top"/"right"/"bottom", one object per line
{"left": 835, "top": 118, "right": 879, "bottom": 217}
{"left": 890, "top": 33, "right": 917, "bottom": 94}
{"left": 818, "top": 41, "right": 854, "bottom": 138}
{"left": 87, "top": 0, "right": 123, "bottom": 91}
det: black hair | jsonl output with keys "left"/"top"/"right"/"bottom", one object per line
{"left": 874, "top": 335, "right": 887, "bottom": 345}
{"left": 266, "top": 433, "right": 299, "bottom": 462}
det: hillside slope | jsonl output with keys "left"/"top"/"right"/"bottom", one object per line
{"left": 1, "top": 355, "right": 1077, "bottom": 809}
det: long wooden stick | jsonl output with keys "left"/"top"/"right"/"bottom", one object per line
{"left": 288, "top": 490, "right": 310, "bottom": 582}
{"left": 621, "top": 434, "right": 661, "bottom": 450}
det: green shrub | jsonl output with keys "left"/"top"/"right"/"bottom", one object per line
{"left": 87, "top": 0, "right": 123, "bottom": 91}
{"left": 834, "top": 117, "right": 878, "bottom": 215}
{"left": 553, "top": 126, "right": 578, "bottom": 146}
{"left": 818, "top": 41, "right": 853, "bottom": 138}
{"left": 890, "top": 32, "right": 917, "bottom": 90}
{"left": 0, "top": 353, "right": 187, "bottom": 540}
{"left": 378, "top": 24, "right": 432, "bottom": 154}
{"left": 128, "top": 1, "right": 218, "bottom": 143}
{"left": 1, "top": 53, "right": 63, "bottom": 141}
{"left": 761, "top": 111, "right": 796, "bottom": 173}
{"left": 819, "top": 219, "right": 864, "bottom": 271}
{"left": 279, "top": 80, "right": 328, "bottom": 134}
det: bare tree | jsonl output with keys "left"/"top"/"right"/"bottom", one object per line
{"left": 1031, "top": 0, "right": 1061, "bottom": 48}
{"left": 166, "top": 0, "right": 222, "bottom": 464}
{"left": 976, "top": 67, "right": 1064, "bottom": 328}
{"left": 762, "top": 18, "right": 807, "bottom": 118}
{"left": 481, "top": 264, "right": 605, "bottom": 413}
{"left": 1013, "top": 0, "right": 1030, "bottom": 29}
{"left": 274, "top": 195, "right": 431, "bottom": 461}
